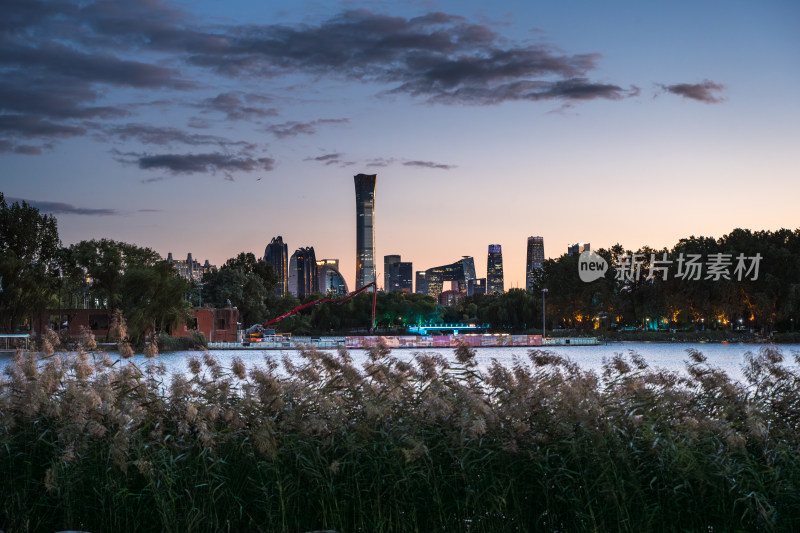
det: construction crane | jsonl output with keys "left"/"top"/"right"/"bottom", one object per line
{"left": 263, "top": 281, "right": 377, "bottom": 330}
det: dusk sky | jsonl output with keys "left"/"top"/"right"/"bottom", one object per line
{"left": 3, "top": 0, "right": 798, "bottom": 290}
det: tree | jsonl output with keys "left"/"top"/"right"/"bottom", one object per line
{"left": 118, "top": 261, "right": 191, "bottom": 344}
{"left": 0, "top": 193, "right": 61, "bottom": 332}
{"left": 60, "top": 239, "right": 161, "bottom": 311}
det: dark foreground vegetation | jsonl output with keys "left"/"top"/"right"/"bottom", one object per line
{"left": 2, "top": 329, "right": 800, "bottom": 532}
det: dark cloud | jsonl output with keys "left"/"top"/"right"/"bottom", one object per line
{"left": 0, "top": 115, "right": 87, "bottom": 138}
{"left": 137, "top": 208, "right": 161, "bottom": 212}
{"left": 104, "top": 123, "right": 256, "bottom": 150}
{"left": 266, "top": 118, "right": 348, "bottom": 138}
{"left": 14, "top": 145, "right": 43, "bottom": 155}
{"left": 198, "top": 92, "right": 278, "bottom": 121}
{"left": 134, "top": 152, "right": 276, "bottom": 174}
{"left": 185, "top": 10, "right": 634, "bottom": 105}
{"left": 6, "top": 197, "right": 118, "bottom": 216}
{"left": 403, "top": 160, "right": 456, "bottom": 170}
{"left": 660, "top": 80, "right": 724, "bottom": 103}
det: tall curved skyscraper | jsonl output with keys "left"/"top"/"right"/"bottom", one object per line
{"left": 354, "top": 173, "right": 376, "bottom": 289}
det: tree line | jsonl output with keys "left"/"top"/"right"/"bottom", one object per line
{"left": 2, "top": 193, "right": 798, "bottom": 340}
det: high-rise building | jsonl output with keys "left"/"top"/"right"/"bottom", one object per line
{"left": 421, "top": 257, "right": 476, "bottom": 298}
{"left": 354, "top": 173, "right": 376, "bottom": 290}
{"left": 468, "top": 278, "right": 487, "bottom": 296}
{"left": 167, "top": 252, "right": 216, "bottom": 281}
{"left": 567, "top": 243, "right": 590, "bottom": 256}
{"left": 415, "top": 271, "right": 427, "bottom": 295}
{"left": 526, "top": 236, "right": 545, "bottom": 291}
{"left": 384, "top": 255, "right": 400, "bottom": 291}
{"left": 384, "top": 255, "right": 413, "bottom": 293}
{"left": 486, "top": 244, "right": 504, "bottom": 294}
{"left": 291, "top": 247, "right": 317, "bottom": 299}
{"left": 263, "top": 236, "right": 288, "bottom": 296}
{"left": 317, "top": 259, "right": 348, "bottom": 296}
{"left": 398, "top": 262, "right": 413, "bottom": 293}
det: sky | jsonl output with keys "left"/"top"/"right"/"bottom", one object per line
{"left": 2, "top": 0, "right": 799, "bottom": 290}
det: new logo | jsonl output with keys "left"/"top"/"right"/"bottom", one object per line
{"left": 578, "top": 250, "right": 608, "bottom": 282}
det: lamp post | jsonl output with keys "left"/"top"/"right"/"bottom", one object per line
{"left": 541, "top": 288, "right": 548, "bottom": 338}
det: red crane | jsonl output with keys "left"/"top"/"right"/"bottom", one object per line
{"left": 263, "top": 281, "right": 377, "bottom": 329}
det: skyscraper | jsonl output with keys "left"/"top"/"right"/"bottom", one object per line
{"left": 384, "top": 255, "right": 401, "bottom": 291}
{"left": 486, "top": 244, "right": 504, "bottom": 294}
{"left": 291, "top": 247, "right": 317, "bottom": 299}
{"left": 384, "top": 255, "right": 413, "bottom": 293}
{"left": 526, "top": 236, "right": 545, "bottom": 291}
{"left": 264, "top": 236, "right": 288, "bottom": 296}
{"left": 354, "top": 173, "right": 376, "bottom": 290}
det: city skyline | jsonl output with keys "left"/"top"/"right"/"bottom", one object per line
{"left": 2, "top": 1, "right": 798, "bottom": 290}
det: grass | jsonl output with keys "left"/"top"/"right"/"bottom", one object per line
{"left": 1, "top": 325, "right": 800, "bottom": 532}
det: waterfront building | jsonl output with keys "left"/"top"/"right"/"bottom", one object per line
{"left": 384, "top": 255, "right": 413, "bottom": 293}
{"left": 354, "top": 173, "right": 376, "bottom": 290}
{"left": 486, "top": 244, "right": 504, "bottom": 294}
{"left": 317, "top": 259, "right": 348, "bottom": 296}
{"left": 422, "top": 257, "right": 476, "bottom": 298}
{"left": 263, "top": 236, "right": 289, "bottom": 296}
{"left": 290, "top": 247, "right": 317, "bottom": 299}
{"left": 525, "top": 236, "right": 545, "bottom": 291}
{"left": 167, "top": 252, "right": 216, "bottom": 282}
{"left": 567, "top": 242, "right": 591, "bottom": 256}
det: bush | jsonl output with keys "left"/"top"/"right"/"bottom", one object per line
{"left": 156, "top": 331, "right": 207, "bottom": 352}
{"left": 1, "top": 343, "right": 799, "bottom": 532}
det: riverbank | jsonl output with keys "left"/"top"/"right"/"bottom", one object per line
{"left": 2, "top": 343, "right": 799, "bottom": 532}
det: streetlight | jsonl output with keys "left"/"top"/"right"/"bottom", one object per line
{"left": 541, "top": 288, "right": 548, "bottom": 338}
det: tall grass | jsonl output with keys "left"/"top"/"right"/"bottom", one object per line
{"left": 1, "top": 327, "right": 799, "bottom": 532}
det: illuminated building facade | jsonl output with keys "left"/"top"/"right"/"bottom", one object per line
{"left": 263, "top": 236, "right": 288, "bottom": 296}
{"left": 317, "top": 259, "right": 348, "bottom": 296}
{"left": 486, "top": 244, "right": 504, "bottom": 294}
{"left": 422, "top": 257, "right": 476, "bottom": 298}
{"left": 525, "top": 236, "right": 545, "bottom": 291}
{"left": 167, "top": 252, "right": 216, "bottom": 282}
{"left": 354, "top": 173, "right": 376, "bottom": 290}
{"left": 291, "top": 247, "right": 317, "bottom": 299}
{"left": 384, "top": 255, "right": 413, "bottom": 293}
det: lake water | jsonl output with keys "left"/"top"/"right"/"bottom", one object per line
{"left": 4, "top": 342, "right": 799, "bottom": 383}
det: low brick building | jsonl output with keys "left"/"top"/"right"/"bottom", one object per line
{"left": 34, "top": 307, "right": 239, "bottom": 342}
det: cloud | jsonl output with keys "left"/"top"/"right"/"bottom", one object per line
{"left": 133, "top": 152, "right": 276, "bottom": 174}
{"left": 403, "top": 160, "right": 456, "bottom": 170}
{"left": 104, "top": 123, "right": 256, "bottom": 149}
{"left": 303, "top": 152, "right": 357, "bottom": 167}
{"left": 137, "top": 208, "right": 161, "bottom": 212}
{"left": 365, "top": 157, "right": 396, "bottom": 167}
{"left": 197, "top": 92, "right": 278, "bottom": 121}
{"left": 660, "top": 80, "right": 724, "bottom": 103}
{"left": 6, "top": 197, "right": 118, "bottom": 216}
{"left": 0, "top": 115, "right": 87, "bottom": 138}
{"left": 184, "top": 10, "right": 635, "bottom": 105}
{"left": 266, "top": 118, "right": 348, "bottom": 138}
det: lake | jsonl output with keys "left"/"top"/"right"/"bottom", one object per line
{"left": 5, "top": 342, "right": 798, "bottom": 383}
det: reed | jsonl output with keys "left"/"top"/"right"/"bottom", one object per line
{"left": 1, "top": 330, "right": 799, "bottom": 532}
